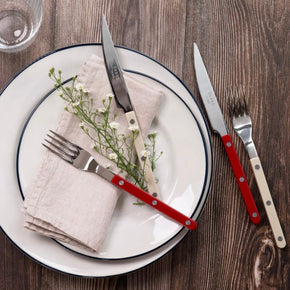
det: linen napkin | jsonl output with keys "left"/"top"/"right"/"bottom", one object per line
{"left": 22, "top": 55, "right": 164, "bottom": 252}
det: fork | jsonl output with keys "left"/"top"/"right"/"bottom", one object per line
{"left": 229, "top": 89, "right": 286, "bottom": 248}
{"left": 42, "top": 130, "right": 197, "bottom": 231}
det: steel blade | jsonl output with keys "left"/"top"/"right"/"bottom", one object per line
{"left": 101, "top": 15, "right": 133, "bottom": 112}
{"left": 193, "top": 43, "right": 227, "bottom": 136}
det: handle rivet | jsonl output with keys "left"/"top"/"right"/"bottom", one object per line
{"left": 255, "top": 164, "right": 260, "bottom": 170}
{"left": 185, "top": 220, "right": 191, "bottom": 225}
{"left": 266, "top": 200, "right": 272, "bottom": 206}
{"left": 152, "top": 192, "right": 157, "bottom": 197}
{"left": 226, "top": 142, "right": 232, "bottom": 147}
{"left": 252, "top": 212, "right": 257, "bottom": 218}
{"left": 119, "top": 180, "right": 124, "bottom": 186}
{"left": 278, "top": 236, "right": 283, "bottom": 241}
{"left": 130, "top": 119, "right": 135, "bottom": 124}
{"left": 239, "top": 177, "right": 244, "bottom": 182}
{"left": 152, "top": 200, "right": 158, "bottom": 206}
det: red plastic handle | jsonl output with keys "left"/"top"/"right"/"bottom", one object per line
{"left": 221, "top": 134, "right": 260, "bottom": 224}
{"left": 111, "top": 175, "right": 197, "bottom": 230}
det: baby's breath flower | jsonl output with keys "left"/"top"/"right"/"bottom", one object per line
{"left": 106, "top": 93, "right": 114, "bottom": 98}
{"left": 105, "top": 164, "right": 111, "bottom": 169}
{"left": 59, "top": 92, "right": 63, "bottom": 97}
{"left": 108, "top": 153, "right": 118, "bottom": 161}
{"left": 75, "top": 83, "right": 84, "bottom": 91}
{"left": 109, "top": 121, "right": 120, "bottom": 129}
{"left": 71, "top": 101, "right": 80, "bottom": 107}
{"left": 148, "top": 131, "right": 157, "bottom": 138}
{"left": 128, "top": 125, "right": 139, "bottom": 132}
{"left": 83, "top": 88, "right": 90, "bottom": 93}
{"left": 141, "top": 150, "right": 150, "bottom": 157}
{"left": 98, "top": 107, "right": 106, "bottom": 113}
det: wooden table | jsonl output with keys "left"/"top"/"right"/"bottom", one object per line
{"left": 0, "top": 1, "right": 289, "bottom": 289}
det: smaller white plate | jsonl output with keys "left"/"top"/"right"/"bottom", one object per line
{"left": 17, "top": 72, "right": 208, "bottom": 259}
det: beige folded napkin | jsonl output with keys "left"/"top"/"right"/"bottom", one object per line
{"left": 22, "top": 55, "right": 163, "bottom": 252}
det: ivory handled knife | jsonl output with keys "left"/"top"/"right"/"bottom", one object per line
{"left": 101, "top": 16, "right": 161, "bottom": 199}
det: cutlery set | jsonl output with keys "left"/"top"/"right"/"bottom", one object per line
{"left": 194, "top": 43, "right": 285, "bottom": 248}
{"left": 42, "top": 16, "right": 285, "bottom": 247}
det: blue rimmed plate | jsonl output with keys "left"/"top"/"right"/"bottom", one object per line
{"left": 0, "top": 44, "right": 212, "bottom": 276}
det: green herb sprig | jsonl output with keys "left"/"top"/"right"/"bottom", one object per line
{"left": 48, "top": 68, "right": 163, "bottom": 191}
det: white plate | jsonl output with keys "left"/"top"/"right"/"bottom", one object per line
{"left": 0, "top": 44, "right": 212, "bottom": 276}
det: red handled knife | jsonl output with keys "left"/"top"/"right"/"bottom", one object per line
{"left": 193, "top": 43, "right": 260, "bottom": 224}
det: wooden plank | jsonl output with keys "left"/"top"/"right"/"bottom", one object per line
{"left": 0, "top": 0, "right": 288, "bottom": 289}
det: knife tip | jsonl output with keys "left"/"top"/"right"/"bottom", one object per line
{"left": 102, "top": 14, "right": 107, "bottom": 25}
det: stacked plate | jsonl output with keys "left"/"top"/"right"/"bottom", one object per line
{"left": 0, "top": 44, "right": 212, "bottom": 277}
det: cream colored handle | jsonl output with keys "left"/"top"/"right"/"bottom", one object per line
{"left": 250, "top": 157, "right": 286, "bottom": 248}
{"left": 125, "top": 111, "right": 161, "bottom": 200}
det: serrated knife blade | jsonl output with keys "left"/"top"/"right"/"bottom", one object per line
{"left": 101, "top": 17, "right": 133, "bottom": 113}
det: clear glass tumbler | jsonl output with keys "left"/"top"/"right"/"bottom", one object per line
{"left": 0, "top": 0, "right": 43, "bottom": 53}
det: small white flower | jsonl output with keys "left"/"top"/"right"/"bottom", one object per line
{"left": 141, "top": 150, "right": 150, "bottom": 158}
{"left": 79, "top": 122, "right": 84, "bottom": 128}
{"left": 109, "top": 121, "right": 120, "bottom": 129}
{"left": 90, "top": 143, "right": 96, "bottom": 149}
{"left": 106, "top": 93, "right": 114, "bottom": 98}
{"left": 59, "top": 92, "right": 63, "bottom": 97}
{"left": 108, "top": 153, "right": 118, "bottom": 161}
{"left": 148, "top": 131, "right": 157, "bottom": 137}
{"left": 83, "top": 88, "right": 90, "bottom": 93}
{"left": 98, "top": 107, "right": 106, "bottom": 113}
{"left": 128, "top": 125, "right": 139, "bottom": 132}
{"left": 105, "top": 164, "right": 111, "bottom": 169}
{"left": 75, "top": 83, "right": 84, "bottom": 91}
{"left": 71, "top": 101, "right": 80, "bottom": 107}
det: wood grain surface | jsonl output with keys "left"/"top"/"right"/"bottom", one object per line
{"left": 0, "top": 0, "right": 289, "bottom": 289}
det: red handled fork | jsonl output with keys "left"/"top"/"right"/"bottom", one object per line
{"left": 42, "top": 130, "right": 197, "bottom": 231}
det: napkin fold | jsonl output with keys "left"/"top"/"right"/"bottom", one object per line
{"left": 22, "top": 55, "right": 164, "bottom": 252}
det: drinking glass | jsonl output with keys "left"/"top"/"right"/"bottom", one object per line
{"left": 0, "top": 0, "right": 43, "bottom": 52}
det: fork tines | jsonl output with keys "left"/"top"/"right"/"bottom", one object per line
{"left": 42, "top": 130, "right": 80, "bottom": 163}
{"left": 228, "top": 87, "right": 249, "bottom": 118}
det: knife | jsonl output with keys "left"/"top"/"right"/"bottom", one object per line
{"left": 193, "top": 43, "right": 261, "bottom": 224}
{"left": 101, "top": 15, "right": 161, "bottom": 200}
